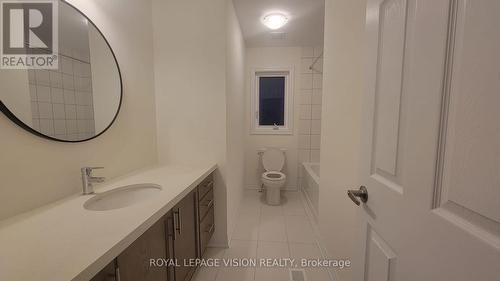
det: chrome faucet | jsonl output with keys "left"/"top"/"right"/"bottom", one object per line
{"left": 81, "top": 167, "right": 105, "bottom": 195}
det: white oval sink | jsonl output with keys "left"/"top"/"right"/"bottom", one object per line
{"left": 84, "top": 184, "right": 162, "bottom": 211}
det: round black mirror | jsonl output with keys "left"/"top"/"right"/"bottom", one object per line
{"left": 0, "top": 0, "right": 122, "bottom": 142}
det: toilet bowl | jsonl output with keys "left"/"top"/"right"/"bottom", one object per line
{"left": 261, "top": 148, "right": 286, "bottom": 205}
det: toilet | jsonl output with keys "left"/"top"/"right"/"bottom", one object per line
{"left": 261, "top": 148, "right": 286, "bottom": 205}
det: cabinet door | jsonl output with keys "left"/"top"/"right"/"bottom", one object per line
{"left": 172, "top": 191, "right": 197, "bottom": 281}
{"left": 117, "top": 217, "right": 168, "bottom": 281}
{"left": 89, "top": 261, "right": 116, "bottom": 281}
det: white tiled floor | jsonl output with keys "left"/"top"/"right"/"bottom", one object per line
{"left": 192, "top": 190, "right": 332, "bottom": 281}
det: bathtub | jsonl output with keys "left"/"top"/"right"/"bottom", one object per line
{"left": 301, "top": 162, "right": 320, "bottom": 221}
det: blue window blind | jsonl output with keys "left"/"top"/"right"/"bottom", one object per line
{"left": 259, "top": 76, "right": 285, "bottom": 126}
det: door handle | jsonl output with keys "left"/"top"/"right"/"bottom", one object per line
{"left": 173, "top": 209, "right": 180, "bottom": 236}
{"left": 347, "top": 186, "right": 368, "bottom": 206}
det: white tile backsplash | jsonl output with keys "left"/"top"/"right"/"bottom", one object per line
{"left": 298, "top": 47, "right": 323, "bottom": 175}
{"left": 51, "top": 88, "right": 64, "bottom": 103}
{"left": 39, "top": 119, "right": 55, "bottom": 135}
{"left": 300, "top": 58, "right": 313, "bottom": 74}
{"left": 32, "top": 118, "right": 40, "bottom": 130}
{"left": 53, "top": 103, "right": 66, "bottom": 119}
{"left": 298, "top": 135, "right": 311, "bottom": 149}
{"left": 62, "top": 74, "right": 75, "bottom": 90}
{"left": 63, "top": 90, "right": 76, "bottom": 105}
{"left": 29, "top": 85, "right": 37, "bottom": 101}
{"left": 310, "top": 150, "right": 321, "bottom": 162}
{"left": 36, "top": 85, "right": 51, "bottom": 102}
{"left": 35, "top": 70, "right": 51, "bottom": 86}
{"left": 311, "top": 120, "right": 321, "bottom": 135}
{"left": 312, "top": 93, "right": 322, "bottom": 105}
{"left": 311, "top": 105, "right": 322, "bottom": 120}
{"left": 298, "top": 120, "right": 311, "bottom": 135}
{"left": 29, "top": 53, "right": 95, "bottom": 140}
{"left": 310, "top": 135, "right": 321, "bottom": 149}
{"left": 298, "top": 150, "right": 311, "bottom": 163}
{"left": 61, "top": 57, "right": 74, "bottom": 75}
{"left": 66, "top": 119, "right": 77, "bottom": 134}
{"left": 76, "top": 105, "right": 87, "bottom": 120}
{"left": 300, "top": 74, "right": 313, "bottom": 90}
{"left": 31, "top": 102, "right": 39, "bottom": 118}
{"left": 77, "top": 119, "right": 89, "bottom": 133}
{"left": 300, "top": 91, "right": 312, "bottom": 105}
{"left": 54, "top": 119, "right": 66, "bottom": 135}
{"left": 37, "top": 102, "right": 53, "bottom": 119}
{"left": 313, "top": 74, "right": 323, "bottom": 89}
{"left": 65, "top": 105, "right": 77, "bottom": 120}
{"left": 49, "top": 71, "right": 63, "bottom": 88}
{"left": 81, "top": 64, "right": 92, "bottom": 78}
{"left": 28, "top": 70, "right": 36, "bottom": 83}
{"left": 299, "top": 105, "right": 312, "bottom": 120}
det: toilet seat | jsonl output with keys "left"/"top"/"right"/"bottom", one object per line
{"left": 262, "top": 148, "right": 285, "bottom": 172}
{"left": 262, "top": 171, "right": 286, "bottom": 181}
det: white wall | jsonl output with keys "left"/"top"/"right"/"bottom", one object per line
{"left": 225, "top": 0, "right": 246, "bottom": 241}
{"left": 0, "top": 0, "right": 158, "bottom": 221}
{"left": 0, "top": 70, "right": 32, "bottom": 125}
{"left": 153, "top": 0, "right": 245, "bottom": 247}
{"left": 318, "top": 0, "right": 366, "bottom": 280}
{"left": 244, "top": 47, "right": 302, "bottom": 190}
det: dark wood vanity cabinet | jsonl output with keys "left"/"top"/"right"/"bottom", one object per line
{"left": 89, "top": 261, "right": 117, "bottom": 281}
{"left": 89, "top": 173, "right": 214, "bottom": 281}
{"left": 170, "top": 190, "right": 198, "bottom": 281}
{"left": 117, "top": 216, "right": 169, "bottom": 281}
{"left": 196, "top": 176, "right": 215, "bottom": 258}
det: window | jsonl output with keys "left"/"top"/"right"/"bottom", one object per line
{"left": 251, "top": 68, "right": 294, "bottom": 134}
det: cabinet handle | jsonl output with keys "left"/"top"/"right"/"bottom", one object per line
{"left": 203, "top": 199, "right": 214, "bottom": 208}
{"left": 115, "top": 266, "right": 121, "bottom": 281}
{"left": 178, "top": 208, "right": 182, "bottom": 235}
{"left": 167, "top": 215, "right": 175, "bottom": 241}
{"left": 174, "top": 208, "right": 182, "bottom": 235}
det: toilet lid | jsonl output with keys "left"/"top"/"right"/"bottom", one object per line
{"left": 262, "top": 148, "right": 285, "bottom": 171}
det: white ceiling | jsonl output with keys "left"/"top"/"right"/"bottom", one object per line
{"left": 233, "top": 0, "right": 325, "bottom": 47}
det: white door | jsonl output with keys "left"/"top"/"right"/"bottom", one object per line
{"left": 353, "top": 0, "right": 500, "bottom": 280}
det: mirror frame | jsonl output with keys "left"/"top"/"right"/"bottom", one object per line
{"left": 0, "top": 1, "right": 123, "bottom": 143}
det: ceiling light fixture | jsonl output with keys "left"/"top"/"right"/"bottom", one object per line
{"left": 262, "top": 13, "right": 288, "bottom": 30}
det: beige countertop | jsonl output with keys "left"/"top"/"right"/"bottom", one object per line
{"left": 0, "top": 163, "right": 217, "bottom": 281}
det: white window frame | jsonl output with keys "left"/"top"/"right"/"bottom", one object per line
{"left": 250, "top": 67, "right": 294, "bottom": 135}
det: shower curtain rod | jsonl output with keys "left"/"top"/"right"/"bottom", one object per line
{"left": 309, "top": 51, "right": 324, "bottom": 74}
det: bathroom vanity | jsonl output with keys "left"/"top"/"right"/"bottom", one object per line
{"left": 91, "top": 174, "right": 214, "bottom": 281}
{"left": 0, "top": 164, "right": 216, "bottom": 281}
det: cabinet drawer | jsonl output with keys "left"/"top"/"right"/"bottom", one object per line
{"left": 199, "top": 188, "right": 214, "bottom": 220}
{"left": 198, "top": 174, "right": 214, "bottom": 200}
{"left": 199, "top": 207, "right": 215, "bottom": 257}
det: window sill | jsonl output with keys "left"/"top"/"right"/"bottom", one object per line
{"left": 250, "top": 128, "right": 293, "bottom": 135}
